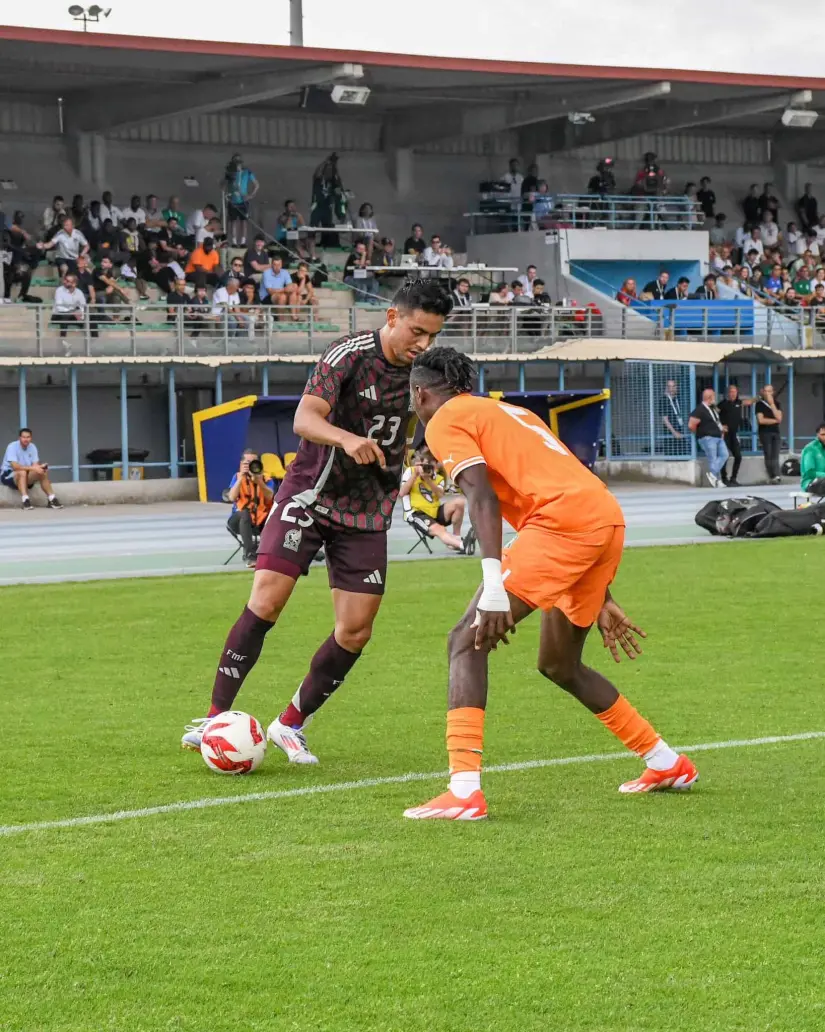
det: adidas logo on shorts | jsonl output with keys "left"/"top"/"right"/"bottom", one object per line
{"left": 363, "top": 570, "right": 383, "bottom": 585}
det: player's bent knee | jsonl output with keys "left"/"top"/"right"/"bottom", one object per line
{"left": 248, "top": 569, "right": 295, "bottom": 622}
{"left": 537, "top": 658, "right": 581, "bottom": 689}
{"left": 335, "top": 624, "right": 372, "bottom": 653}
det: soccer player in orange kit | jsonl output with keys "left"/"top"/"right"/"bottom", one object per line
{"left": 403, "top": 347, "right": 698, "bottom": 820}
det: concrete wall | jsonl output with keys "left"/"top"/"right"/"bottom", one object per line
{"left": 0, "top": 477, "right": 198, "bottom": 508}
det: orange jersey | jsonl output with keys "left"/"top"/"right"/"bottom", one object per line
{"left": 425, "top": 394, "right": 623, "bottom": 534}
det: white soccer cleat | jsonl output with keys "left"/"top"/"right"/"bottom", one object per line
{"left": 267, "top": 717, "right": 319, "bottom": 764}
{"left": 181, "top": 717, "right": 210, "bottom": 751}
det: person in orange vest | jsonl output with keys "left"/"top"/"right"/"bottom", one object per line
{"left": 227, "top": 449, "right": 276, "bottom": 566}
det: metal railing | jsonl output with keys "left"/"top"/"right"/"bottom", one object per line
{"left": 2, "top": 299, "right": 823, "bottom": 359}
{"left": 464, "top": 194, "right": 703, "bottom": 235}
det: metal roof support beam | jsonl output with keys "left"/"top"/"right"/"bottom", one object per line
{"left": 67, "top": 62, "right": 363, "bottom": 133}
{"left": 522, "top": 90, "right": 813, "bottom": 154}
{"left": 383, "top": 81, "right": 671, "bottom": 151}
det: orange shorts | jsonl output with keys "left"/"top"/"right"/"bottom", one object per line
{"left": 502, "top": 523, "right": 625, "bottom": 627}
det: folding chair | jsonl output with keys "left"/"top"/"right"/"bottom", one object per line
{"left": 407, "top": 519, "right": 433, "bottom": 555}
{"left": 224, "top": 518, "right": 261, "bottom": 565}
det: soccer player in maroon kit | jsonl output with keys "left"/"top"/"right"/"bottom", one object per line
{"left": 182, "top": 279, "right": 454, "bottom": 762}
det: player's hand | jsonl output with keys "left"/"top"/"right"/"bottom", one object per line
{"left": 473, "top": 607, "right": 515, "bottom": 652}
{"left": 597, "top": 601, "right": 646, "bottom": 663}
{"left": 343, "top": 435, "right": 386, "bottom": 468}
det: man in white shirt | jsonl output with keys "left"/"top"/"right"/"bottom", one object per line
{"left": 518, "top": 265, "right": 539, "bottom": 298}
{"left": 124, "top": 195, "right": 147, "bottom": 226}
{"left": 99, "top": 191, "right": 122, "bottom": 227}
{"left": 211, "top": 278, "right": 242, "bottom": 336}
{"left": 37, "top": 217, "right": 89, "bottom": 276}
{"left": 41, "top": 196, "right": 66, "bottom": 237}
{"left": 422, "top": 235, "right": 451, "bottom": 268}
{"left": 742, "top": 227, "right": 764, "bottom": 258}
{"left": 759, "top": 212, "right": 781, "bottom": 249}
{"left": 51, "top": 273, "right": 87, "bottom": 345}
{"left": 501, "top": 158, "right": 524, "bottom": 227}
{"left": 186, "top": 204, "right": 219, "bottom": 245}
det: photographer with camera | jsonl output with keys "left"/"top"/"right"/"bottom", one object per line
{"left": 227, "top": 449, "right": 275, "bottom": 566}
{"left": 632, "top": 151, "right": 667, "bottom": 228}
{"left": 223, "top": 154, "right": 259, "bottom": 248}
{"left": 400, "top": 446, "right": 473, "bottom": 553}
{"left": 310, "top": 153, "right": 347, "bottom": 247}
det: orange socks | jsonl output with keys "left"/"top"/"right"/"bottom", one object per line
{"left": 595, "top": 694, "right": 660, "bottom": 756}
{"left": 447, "top": 707, "right": 485, "bottom": 773}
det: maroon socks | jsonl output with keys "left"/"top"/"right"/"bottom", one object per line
{"left": 279, "top": 632, "right": 362, "bottom": 728}
{"left": 209, "top": 606, "right": 275, "bottom": 715}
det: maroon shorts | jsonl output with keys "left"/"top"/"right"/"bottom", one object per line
{"left": 256, "top": 496, "right": 388, "bottom": 595}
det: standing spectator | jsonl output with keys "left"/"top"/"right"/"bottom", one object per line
{"left": 760, "top": 211, "right": 781, "bottom": 249}
{"left": 81, "top": 200, "right": 103, "bottom": 252}
{"left": 520, "top": 162, "right": 540, "bottom": 229}
{"left": 755, "top": 384, "right": 783, "bottom": 483}
{"left": 163, "top": 196, "right": 186, "bottom": 229}
{"left": 211, "top": 278, "right": 243, "bottom": 336}
{"left": 796, "top": 183, "right": 819, "bottom": 233}
{"left": 616, "top": 278, "right": 638, "bottom": 305}
{"left": 41, "top": 195, "right": 66, "bottom": 237}
{"left": 259, "top": 256, "right": 297, "bottom": 310}
{"left": 403, "top": 223, "right": 426, "bottom": 258}
{"left": 51, "top": 272, "right": 87, "bottom": 346}
{"left": 70, "top": 194, "right": 85, "bottom": 224}
{"left": 501, "top": 158, "right": 523, "bottom": 229}
{"left": 224, "top": 153, "right": 258, "bottom": 246}
{"left": 533, "top": 181, "right": 554, "bottom": 226}
{"left": 717, "top": 384, "right": 753, "bottom": 486}
{"left": 185, "top": 236, "right": 222, "bottom": 287}
{"left": 0, "top": 428, "right": 62, "bottom": 510}
{"left": 99, "top": 191, "right": 122, "bottom": 227}
{"left": 3, "top": 211, "right": 38, "bottom": 303}
{"left": 683, "top": 183, "right": 700, "bottom": 229}
{"left": 518, "top": 265, "right": 539, "bottom": 297}
{"left": 37, "top": 217, "right": 89, "bottom": 276}
{"left": 664, "top": 276, "right": 691, "bottom": 300}
{"left": 244, "top": 234, "right": 271, "bottom": 281}
{"left": 742, "top": 185, "right": 761, "bottom": 226}
{"left": 709, "top": 213, "right": 729, "bottom": 248}
{"left": 697, "top": 176, "right": 716, "bottom": 219}
{"left": 758, "top": 182, "right": 780, "bottom": 222}
{"left": 125, "top": 196, "right": 146, "bottom": 227}
{"left": 186, "top": 204, "right": 219, "bottom": 247}
{"left": 800, "top": 422, "right": 825, "bottom": 494}
{"left": 353, "top": 202, "right": 378, "bottom": 260}
{"left": 344, "top": 242, "right": 378, "bottom": 302}
{"left": 658, "top": 379, "right": 686, "bottom": 454}
{"left": 310, "top": 153, "right": 345, "bottom": 244}
{"left": 688, "top": 388, "right": 729, "bottom": 488}
{"left": 641, "top": 270, "right": 670, "bottom": 300}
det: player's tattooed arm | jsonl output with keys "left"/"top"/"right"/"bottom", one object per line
{"left": 294, "top": 394, "right": 386, "bottom": 467}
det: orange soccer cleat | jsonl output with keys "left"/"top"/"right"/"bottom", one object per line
{"left": 403, "top": 788, "right": 488, "bottom": 821}
{"left": 618, "top": 754, "right": 699, "bottom": 794}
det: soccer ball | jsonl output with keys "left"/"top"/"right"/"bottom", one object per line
{"left": 200, "top": 711, "right": 267, "bottom": 774}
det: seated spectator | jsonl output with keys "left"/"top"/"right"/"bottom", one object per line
{"left": 37, "top": 216, "right": 89, "bottom": 276}
{"left": 244, "top": 235, "right": 271, "bottom": 281}
{"left": 373, "top": 237, "right": 396, "bottom": 269}
{"left": 292, "top": 262, "right": 317, "bottom": 316}
{"left": 641, "top": 270, "right": 670, "bottom": 300}
{"left": 697, "top": 176, "right": 716, "bottom": 219}
{"left": 518, "top": 265, "right": 539, "bottom": 297}
{"left": 185, "top": 236, "right": 222, "bottom": 287}
{"left": 163, "top": 197, "right": 186, "bottom": 229}
{"left": 353, "top": 202, "right": 378, "bottom": 259}
{"left": 452, "top": 277, "right": 472, "bottom": 309}
{"left": 510, "top": 281, "right": 533, "bottom": 307}
{"left": 275, "top": 199, "right": 314, "bottom": 260}
{"left": 533, "top": 180, "right": 554, "bottom": 225}
{"left": 227, "top": 449, "right": 275, "bottom": 566}
{"left": 764, "top": 263, "right": 784, "bottom": 297}
{"left": 664, "top": 276, "right": 691, "bottom": 300}
{"left": 489, "top": 281, "right": 513, "bottom": 305}
{"left": 211, "top": 278, "right": 243, "bottom": 336}
{"left": 709, "top": 213, "right": 729, "bottom": 248}
{"left": 70, "top": 194, "right": 85, "bottom": 224}
{"left": 807, "top": 282, "right": 825, "bottom": 314}
{"left": 344, "top": 242, "right": 379, "bottom": 302}
{"left": 144, "top": 196, "right": 165, "bottom": 236}
{"left": 187, "top": 284, "right": 216, "bottom": 336}
{"left": 51, "top": 273, "right": 87, "bottom": 346}
{"left": 403, "top": 223, "right": 426, "bottom": 258}
{"left": 166, "top": 277, "right": 191, "bottom": 324}
{"left": 96, "top": 218, "right": 126, "bottom": 265}
{"left": 124, "top": 196, "right": 146, "bottom": 227}
{"left": 800, "top": 423, "right": 825, "bottom": 495}
{"left": 758, "top": 182, "right": 780, "bottom": 222}
{"left": 785, "top": 221, "right": 803, "bottom": 258}
{"left": 796, "top": 183, "right": 818, "bottom": 233}
{"left": 692, "top": 274, "right": 718, "bottom": 300}
{"left": 783, "top": 286, "right": 801, "bottom": 308}
{"left": 532, "top": 279, "right": 551, "bottom": 305}
{"left": 737, "top": 264, "right": 755, "bottom": 297}
{"left": 186, "top": 203, "right": 219, "bottom": 246}
{"left": 41, "top": 195, "right": 66, "bottom": 238}
{"left": 760, "top": 211, "right": 781, "bottom": 249}
{"left": 3, "top": 211, "right": 38, "bottom": 302}
{"left": 221, "top": 255, "right": 246, "bottom": 287}
{"left": 792, "top": 264, "right": 814, "bottom": 297}
{"left": 810, "top": 266, "right": 825, "bottom": 292}
{"left": 744, "top": 247, "right": 761, "bottom": 271}
{"left": 0, "top": 427, "right": 62, "bottom": 511}
{"left": 400, "top": 447, "right": 468, "bottom": 553}
{"left": 93, "top": 255, "right": 131, "bottom": 312}
{"left": 742, "top": 226, "right": 764, "bottom": 258}
{"left": 99, "top": 191, "right": 122, "bottom": 227}
{"left": 260, "top": 255, "right": 298, "bottom": 310}
{"left": 616, "top": 278, "right": 638, "bottom": 305}
{"left": 422, "top": 235, "right": 446, "bottom": 267}
{"left": 716, "top": 267, "right": 740, "bottom": 299}
{"left": 238, "top": 280, "right": 261, "bottom": 337}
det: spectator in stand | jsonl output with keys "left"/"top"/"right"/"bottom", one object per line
{"left": 41, "top": 195, "right": 66, "bottom": 237}
{"left": 533, "top": 181, "right": 554, "bottom": 226}
{"left": 764, "top": 263, "right": 784, "bottom": 298}
{"left": 755, "top": 384, "right": 783, "bottom": 483}
{"left": 125, "top": 196, "right": 146, "bottom": 227}
{"left": 167, "top": 218, "right": 189, "bottom": 252}
{"left": 692, "top": 274, "right": 718, "bottom": 300}
{"left": 185, "top": 236, "right": 222, "bottom": 287}
{"left": 803, "top": 232, "right": 820, "bottom": 260}
{"left": 783, "top": 286, "right": 801, "bottom": 308}
{"left": 3, "top": 211, "right": 38, "bottom": 303}
{"left": 353, "top": 202, "right": 378, "bottom": 260}
{"left": 452, "top": 277, "right": 472, "bottom": 309}
{"left": 189, "top": 284, "right": 216, "bottom": 335}
{"left": 709, "top": 213, "right": 730, "bottom": 248}
{"left": 712, "top": 244, "right": 734, "bottom": 274}
{"left": 186, "top": 203, "right": 219, "bottom": 246}
{"left": 760, "top": 211, "right": 781, "bottom": 249}
{"left": 238, "top": 280, "right": 261, "bottom": 337}
{"left": 632, "top": 151, "right": 666, "bottom": 198}
{"left": 70, "top": 194, "right": 85, "bottom": 223}
{"left": 344, "top": 242, "right": 378, "bottom": 302}
{"left": 37, "top": 216, "right": 89, "bottom": 276}
{"left": 224, "top": 153, "right": 258, "bottom": 247}
{"left": 373, "top": 237, "right": 396, "bottom": 269}
{"left": 810, "top": 266, "right": 825, "bottom": 292}
{"left": 717, "top": 384, "right": 752, "bottom": 486}
{"left": 163, "top": 196, "right": 185, "bottom": 229}
{"left": 792, "top": 263, "right": 814, "bottom": 298}
{"left": 697, "top": 176, "right": 716, "bottom": 219}
{"left": 808, "top": 282, "right": 825, "bottom": 311}
{"left": 520, "top": 162, "right": 540, "bottom": 228}
{"left": 0, "top": 428, "right": 62, "bottom": 510}
{"left": 260, "top": 255, "right": 297, "bottom": 310}
{"left": 800, "top": 423, "right": 825, "bottom": 494}
{"left": 796, "top": 183, "right": 819, "bottom": 233}
{"left": 716, "top": 267, "right": 740, "bottom": 299}
{"left": 683, "top": 183, "right": 700, "bottom": 228}
{"left": 501, "top": 158, "right": 523, "bottom": 228}
{"left": 489, "top": 281, "right": 513, "bottom": 305}
{"left": 292, "top": 262, "right": 317, "bottom": 318}
{"left": 616, "top": 278, "right": 638, "bottom": 306}
{"left": 737, "top": 264, "right": 755, "bottom": 297}
{"left": 99, "top": 191, "right": 122, "bottom": 227}
{"left": 275, "top": 199, "right": 314, "bottom": 260}
{"left": 144, "top": 196, "right": 164, "bottom": 237}
{"left": 310, "top": 153, "right": 345, "bottom": 242}
{"left": 659, "top": 379, "right": 686, "bottom": 454}
{"left": 664, "top": 276, "right": 691, "bottom": 300}
{"left": 518, "top": 265, "right": 539, "bottom": 297}
{"left": 814, "top": 214, "right": 825, "bottom": 247}
{"left": 166, "top": 277, "right": 191, "bottom": 325}
{"left": 532, "top": 279, "right": 551, "bottom": 305}
{"left": 403, "top": 223, "right": 426, "bottom": 258}
{"left": 81, "top": 200, "right": 104, "bottom": 252}
{"left": 758, "top": 183, "right": 780, "bottom": 222}
{"left": 785, "top": 221, "right": 803, "bottom": 259}
{"left": 51, "top": 272, "right": 86, "bottom": 345}
{"left": 211, "top": 277, "right": 243, "bottom": 336}
{"left": 688, "top": 387, "right": 729, "bottom": 488}
{"left": 510, "top": 281, "right": 533, "bottom": 308}
{"left": 93, "top": 254, "right": 131, "bottom": 313}
{"left": 73, "top": 254, "right": 96, "bottom": 304}
{"left": 744, "top": 248, "right": 761, "bottom": 272}
{"left": 422, "top": 235, "right": 454, "bottom": 269}
{"left": 742, "top": 184, "right": 761, "bottom": 226}
{"left": 244, "top": 234, "right": 270, "bottom": 281}
{"left": 641, "top": 270, "right": 670, "bottom": 300}
{"left": 97, "top": 219, "right": 124, "bottom": 264}
{"left": 221, "top": 256, "right": 246, "bottom": 287}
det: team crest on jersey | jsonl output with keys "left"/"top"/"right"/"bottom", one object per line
{"left": 283, "top": 528, "right": 302, "bottom": 552}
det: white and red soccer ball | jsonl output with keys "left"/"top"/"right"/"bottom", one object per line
{"left": 200, "top": 711, "right": 267, "bottom": 774}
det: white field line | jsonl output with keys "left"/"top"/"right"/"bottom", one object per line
{"left": 2, "top": 731, "right": 823, "bottom": 838}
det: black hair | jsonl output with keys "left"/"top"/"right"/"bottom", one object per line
{"left": 534, "top": 278, "right": 545, "bottom": 287}
{"left": 677, "top": 276, "right": 690, "bottom": 285}
{"left": 817, "top": 423, "right": 825, "bottom": 433}
{"left": 410, "top": 346, "right": 475, "bottom": 396}
{"left": 19, "top": 427, "right": 32, "bottom": 435}
{"left": 391, "top": 278, "right": 453, "bottom": 317}
{"left": 510, "top": 279, "right": 522, "bottom": 289}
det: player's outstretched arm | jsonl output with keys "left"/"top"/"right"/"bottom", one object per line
{"left": 455, "top": 464, "right": 515, "bottom": 652}
{"left": 294, "top": 394, "right": 386, "bottom": 467}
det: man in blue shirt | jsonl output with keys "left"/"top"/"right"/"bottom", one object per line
{"left": 224, "top": 153, "right": 259, "bottom": 247}
{"left": 259, "top": 256, "right": 297, "bottom": 310}
{"left": 1, "top": 427, "right": 62, "bottom": 510}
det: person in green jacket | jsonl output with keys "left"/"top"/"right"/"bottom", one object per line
{"left": 800, "top": 423, "right": 825, "bottom": 494}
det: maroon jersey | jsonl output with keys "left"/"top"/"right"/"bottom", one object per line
{"left": 277, "top": 330, "right": 413, "bottom": 532}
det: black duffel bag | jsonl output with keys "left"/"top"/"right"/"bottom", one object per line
{"left": 695, "top": 496, "right": 777, "bottom": 537}
{"left": 730, "top": 499, "right": 781, "bottom": 537}
{"left": 749, "top": 506, "right": 825, "bottom": 538}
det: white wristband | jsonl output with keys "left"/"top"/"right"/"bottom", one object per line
{"left": 481, "top": 557, "right": 505, "bottom": 591}
{"left": 477, "top": 557, "right": 510, "bottom": 615}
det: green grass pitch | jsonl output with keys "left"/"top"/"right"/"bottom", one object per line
{"left": 2, "top": 541, "right": 824, "bottom": 1032}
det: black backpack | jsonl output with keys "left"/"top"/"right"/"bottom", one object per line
{"left": 782, "top": 457, "right": 801, "bottom": 477}
{"left": 749, "top": 505, "right": 825, "bottom": 537}
{"left": 730, "top": 499, "right": 781, "bottom": 537}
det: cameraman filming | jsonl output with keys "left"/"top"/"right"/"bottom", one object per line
{"left": 400, "top": 446, "right": 473, "bottom": 553}
{"left": 310, "top": 153, "right": 347, "bottom": 247}
{"left": 227, "top": 449, "right": 275, "bottom": 566}
{"left": 223, "top": 153, "right": 258, "bottom": 248}
{"left": 586, "top": 157, "right": 617, "bottom": 227}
